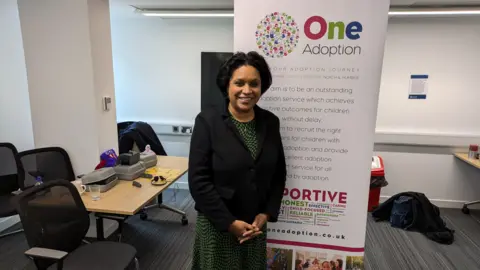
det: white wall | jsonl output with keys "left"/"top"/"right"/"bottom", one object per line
{"left": 377, "top": 17, "right": 480, "bottom": 136}
{"left": 111, "top": 17, "right": 233, "bottom": 189}
{"left": 375, "top": 150, "right": 480, "bottom": 208}
{"left": 18, "top": 0, "right": 118, "bottom": 175}
{"left": 111, "top": 17, "right": 233, "bottom": 124}
{"left": 0, "top": 0, "right": 34, "bottom": 151}
{"left": 375, "top": 17, "right": 480, "bottom": 207}
{"left": 18, "top": 0, "right": 100, "bottom": 174}
{"left": 88, "top": 0, "right": 119, "bottom": 155}
{"left": 0, "top": 0, "right": 32, "bottom": 233}
{"left": 110, "top": 16, "right": 480, "bottom": 206}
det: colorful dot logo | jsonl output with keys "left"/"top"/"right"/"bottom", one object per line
{"left": 256, "top": 12, "right": 300, "bottom": 58}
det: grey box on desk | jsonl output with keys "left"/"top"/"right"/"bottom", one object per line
{"left": 114, "top": 162, "right": 146, "bottom": 180}
{"left": 140, "top": 152, "right": 157, "bottom": 168}
{"left": 81, "top": 167, "right": 118, "bottom": 193}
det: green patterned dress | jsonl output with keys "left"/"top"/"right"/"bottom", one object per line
{"left": 191, "top": 117, "right": 267, "bottom": 270}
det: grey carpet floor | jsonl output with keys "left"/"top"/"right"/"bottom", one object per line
{"left": 1, "top": 190, "right": 480, "bottom": 270}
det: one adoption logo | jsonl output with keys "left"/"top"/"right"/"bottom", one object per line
{"left": 256, "top": 12, "right": 364, "bottom": 58}
{"left": 255, "top": 12, "right": 300, "bottom": 58}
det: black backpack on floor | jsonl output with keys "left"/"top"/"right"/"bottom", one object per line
{"left": 372, "top": 192, "right": 454, "bottom": 245}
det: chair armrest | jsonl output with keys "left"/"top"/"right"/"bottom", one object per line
{"left": 25, "top": 247, "right": 68, "bottom": 261}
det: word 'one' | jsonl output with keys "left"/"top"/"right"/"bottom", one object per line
{"left": 304, "top": 15, "right": 363, "bottom": 40}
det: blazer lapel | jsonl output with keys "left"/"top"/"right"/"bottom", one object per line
{"left": 221, "top": 100, "right": 250, "bottom": 153}
{"left": 224, "top": 117, "right": 250, "bottom": 150}
{"left": 254, "top": 106, "right": 267, "bottom": 161}
{"left": 221, "top": 101, "right": 267, "bottom": 161}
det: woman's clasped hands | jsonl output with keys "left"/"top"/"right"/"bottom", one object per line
{"left": 228, "top": 213, "right": 268, "bottom": 244}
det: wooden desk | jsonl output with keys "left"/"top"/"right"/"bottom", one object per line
{"left": 79, "top": 156, "right": 188, "bottom": 240}
{"left": 81, "top": 156, "right": 188, "bottom": 215}
{"left": 454, "top": 153, "right": 480, "bottom": 170}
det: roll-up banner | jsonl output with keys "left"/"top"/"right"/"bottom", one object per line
{"left": 234, "top": 1, "right": 390, "bottom": 269}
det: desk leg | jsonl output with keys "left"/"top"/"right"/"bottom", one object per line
{"left": 143, "top": 202, "right": 188, "bottom": 225}
{"left": 462, "top": 200, "right": 480, "bottom": 215}
{"left": 95, "top": 214, "right": 128, "bottom": 242}
{"left": 159, "top": 204, "right": 188, "bottom": 225}
{"left": 95, "top": 216, "right": 105, "bottom": 240}
{"left": 159, "top": 204, "right": 185, "bottom": 215}
{"left": 157, "top": 193, "right": 163, "bottom": 204}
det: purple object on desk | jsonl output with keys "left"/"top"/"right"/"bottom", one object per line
{"left": 100, "top": 149, "right": 118, "bottom": 167}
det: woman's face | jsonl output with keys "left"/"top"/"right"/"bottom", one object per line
{"left": 335, "top": 261, "right": 340, "bottom": 267}
{"left": 322, "top": 261, "right": 331, "bottom": 270}
{"left": 228, "top": 65, "right": 261, "bottom": 113}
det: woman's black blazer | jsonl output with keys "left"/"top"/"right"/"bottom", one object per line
{"left": 188, "top": 104, "right": 287, "bottom": 232}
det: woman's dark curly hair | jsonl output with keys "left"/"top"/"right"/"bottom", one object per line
{"left": 216, "top": 51, "right": 272, "bottom": 97}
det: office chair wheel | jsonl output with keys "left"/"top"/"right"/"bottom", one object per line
{"left": 140, "top": 212, "right": 148, "bottom": 220}
{"left": 181, "top": 216, "right": 188, "bottom": 225}
{"left": 462, "top": 205, "right": 470, "bottom": 215}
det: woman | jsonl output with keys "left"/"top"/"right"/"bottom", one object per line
{"left": 335, "top": 259, "right": 343, "bottom": 270}
{"left": 189, "top": 51, "right": 287, "bottom": 269}
{"left": 330, "top": 260, "right": 336, "bottom": 270}
{"left": 321, "top": 261, "right": 331, "bottom": 270}
{"left": 295, "top": 260, "right": 304, "bottom": 270}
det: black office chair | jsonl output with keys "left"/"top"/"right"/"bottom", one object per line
{"left": 18, "top": 147, "right": 75, "bottom": 188}
{"left": 18, "top": 147, "right": 136, "bottom": 242}
{"left": 15, "top": 180, "right": 139, "bottom": 270}
{"left": 0, "top": 142, "right": 24, "bottom": 238}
